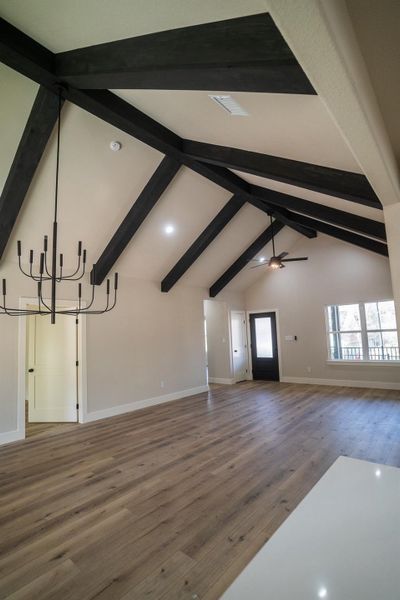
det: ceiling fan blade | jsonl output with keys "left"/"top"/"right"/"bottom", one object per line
{"left": 281, "top": 257, "right": 308, "bottom": 262}
{"left": 277, "top": 251, "right": 289, "bottom": 259}
{"left": 250, "top": 263, "right": 268, "bottom": 269}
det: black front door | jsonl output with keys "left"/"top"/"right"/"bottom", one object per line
{"left": 249, "top": 312, "right": 279, "bottom": 381}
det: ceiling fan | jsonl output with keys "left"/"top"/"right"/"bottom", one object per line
{"left": 251, "top": 216, "right": 308, "bottom": 270}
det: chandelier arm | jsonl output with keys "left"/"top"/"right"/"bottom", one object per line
{"left": 42, "top": 253, "right": 51, "bottom": 278}
{"left": 59, "top": 261, "right": 86, "bottom": 281}
{"left": 60, "top": 255, "right": 82, "bottom": 279}
{"left": 18, "top": 256, "right": 36, "bottom": 279}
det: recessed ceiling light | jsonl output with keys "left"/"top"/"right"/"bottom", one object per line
{"left": 209, "top": 94, "right": 248, "bottom": 116}
{"left": 375, "top": 468, "right": 381, "bottom": 478}
{"left": 258, "top": 257, "right": 266, "bottom": 263}
{"left": 318, "top": 587, "right": 328, "bottom": 598}
{"left": 164, "top": 224, "right": 175, "bottom": 235}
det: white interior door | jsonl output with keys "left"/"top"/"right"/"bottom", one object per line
{"left": 231, "top": 311, "right": 248, "bottom": 382}
{"left": 28, "top": 312, "right": 77, "bottom": 422}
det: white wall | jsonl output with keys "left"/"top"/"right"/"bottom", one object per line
{"left": 245, "top": 234, "right": 400, "bottom": 387}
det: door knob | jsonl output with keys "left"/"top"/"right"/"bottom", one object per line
{"left": 28, "top": 368, "right": 34, "bottom": 373}
{"left": 234, "top": 349, "right": 238, "bottom": 353}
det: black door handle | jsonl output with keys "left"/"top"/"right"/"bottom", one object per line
{"left": 28, "top": 368, "right": 34, "bottom": 373}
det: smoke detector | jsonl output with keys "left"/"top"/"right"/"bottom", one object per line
{"left": 110, "top": 141, "right": 122, "bottom": 151}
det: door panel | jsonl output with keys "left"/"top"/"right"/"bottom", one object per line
{"left": 249, "top": 312, "right": 279, "bottom": 381}
{"left": 28, "top": 313, "right": 77, "bottom": 422}
{"left": 231, "top": 311, "right": 248, "bottom": 382}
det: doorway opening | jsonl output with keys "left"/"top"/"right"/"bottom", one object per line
{"left": 248, "top": 311, "right": 280, "bottom": 381}
{"left": 18, "top": 298, "right": 87, "bottom": 439}
{"left": 231, "top": 311, "right": 249, "bottom": 382}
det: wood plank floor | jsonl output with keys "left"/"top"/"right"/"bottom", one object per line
{"left": 1, "top": 381, "right": 399, "bottom": 600}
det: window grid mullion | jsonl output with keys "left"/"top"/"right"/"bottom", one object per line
{"left": 359, "top": 303, "right": 369, "bottom": 360}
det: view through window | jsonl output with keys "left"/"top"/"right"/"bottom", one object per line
{"left": 326, "top": 301, "right": 399, "bottom": 361}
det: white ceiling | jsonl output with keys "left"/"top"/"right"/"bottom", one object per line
{"left": 0, "top": 0, "right": 268, "bottom": 52}
{"left": 0, "top": 1, "right": 389, "bottom": 295}
{"left": 114, "top": 90, "right": 360, "bottom": 172}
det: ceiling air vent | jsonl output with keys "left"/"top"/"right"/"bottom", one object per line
{"left": 209, "top": 94, "right": 248, "bottom": 116}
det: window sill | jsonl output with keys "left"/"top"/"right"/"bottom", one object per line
{"left": 327, "top": 360, "right": 400, "bottom": 367}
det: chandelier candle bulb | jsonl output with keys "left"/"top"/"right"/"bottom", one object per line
{"left": 29, "top": 250, "right": 33, "bottom": 264}
{"left": 106, "top": 279, "right": 110, "bottom": 295}
{"left": 39, "top": 253, "right": 45, "bottom": 275}
{"left": 83, "top": 249, "right": 87, "bottom": 264}
{"left": 44, "top": 236, "right": 48, "bottom": 252}
{"left": 17, "top": 241, "right": 21, "bottom": 257}
{"left": 60, "top": 254, "right": 64, "bottom": 268}
{"left": 2, "top": 279, "right": 6, "bottom": 296}
{"left": 114, "top": 273, "right": 119, "bottom": 290}
{"left": 78, "top": 241, "right": 82, "bottom": 256}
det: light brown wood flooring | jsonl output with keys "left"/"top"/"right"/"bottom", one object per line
{"left": 1, "top": 381, "right": 400, "bottom": 599}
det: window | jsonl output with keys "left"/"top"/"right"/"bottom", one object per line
{"left": 326, "top": 301, "right": 399, "bottom": 362}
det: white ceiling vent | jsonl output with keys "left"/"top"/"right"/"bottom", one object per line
{"left": 209, "top": 95, "right": 249, "bottom": 116}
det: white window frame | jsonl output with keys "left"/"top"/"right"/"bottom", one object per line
{"left": 325, "top": 300, "right": 399, "bottom": 365}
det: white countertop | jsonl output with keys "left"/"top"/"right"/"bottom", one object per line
{"left": 221, "top": 456, "right": 400, "bottom": 599}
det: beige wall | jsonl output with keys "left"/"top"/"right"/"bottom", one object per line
{"left": 384, "top": 202, "right": 400, "bottom": 339}
{"left": 245, "top": 234, "right": 400, "bottom": 386}
{"left": 86, "top": 279, "right": 208, "bottom": 414}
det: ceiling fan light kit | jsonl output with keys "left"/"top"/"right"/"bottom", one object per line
{"left": 250, "top": 215, "right": 309, "bottom": 271}
{"left": 0, "top": 88, "right": 119, "bottom": 324}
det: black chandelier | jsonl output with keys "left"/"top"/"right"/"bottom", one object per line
{"left": 1, "top": 88, "right": 119, "bottom": 324}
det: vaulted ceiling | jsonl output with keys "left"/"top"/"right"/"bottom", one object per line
{"left": 0, "top": 0, "right": 394, "bottom": 297}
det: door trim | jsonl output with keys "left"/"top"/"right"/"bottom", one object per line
{"left": 246, "top": 309, "right": 282, "bottom": 381}
{"left": 18, "top": 297, "right": 88, "bottom": 439}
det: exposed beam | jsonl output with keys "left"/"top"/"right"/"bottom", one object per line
{"left": 54, "top": 13, "right": 315, "bottom": 94}
{"left": 93, "top": 156, "right": 181, "bottom": 284}
{"left": 252, "top": 185, "right": 386, "bottom": 240}
{"left": 2, "top": 16, "right": 388, "bottom": 280}
{"left": 183, "top": 141, "right": 381, "bottom": 209}
{"left": 0, "top": 18, "right": 183, "bottom": 159}
{"left": 248, "top": 197, "right": 317, "bottom": 238}
{"left": 161, "top": 195, "right": 246, "bottom": 292}
{"left": 0, "top": 86, "right": 62, "bottom": 261}
{"left": 209, "top": 221, "right": 285, "bottom": 297}
{"left": 0, "top": 17, "right": 55, "bottom": 88}
{"left": 291, "top": 214, "right": 388, "bottom": 257}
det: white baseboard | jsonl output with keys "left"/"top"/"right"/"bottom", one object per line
{"left": 281, "top": 376, "right": 400, "bottom": 390}
{"left": 208, "top": 377, "right": 235, "bottom": 385}
{"left": 83, "top": 385, "right": 209, "bottom": 423}
{"left": 0, "top": 429, "right": 24, "bottom": 446}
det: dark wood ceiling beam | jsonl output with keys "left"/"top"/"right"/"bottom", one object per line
{"left": 209, "top": 221, "right": 285, "bottom": 297}
{"left": 183, "top": 141, "right": 381, "bottom": 209}
{"left": 93, "top": 156, "right": 181, "bottom": 284}
{"left": 0, "top": 86, "right": 62, "bottom": 260}
{"left": 292, "top": 214, "right": 388, "bottom": 256}
{"left": 0, "top": 17, "right": 55, "bottom": 88}
{"left": 248, "top": 197, "right": 317, "bottom": 238}
{"left": 54, "top": 13, "right": 315, "bottom": 94}
{"left": 161, "top": 195, "right": 246, "bottom": 292}
{"left": 251, "top": 185, "right": 386, "bottom": 240}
